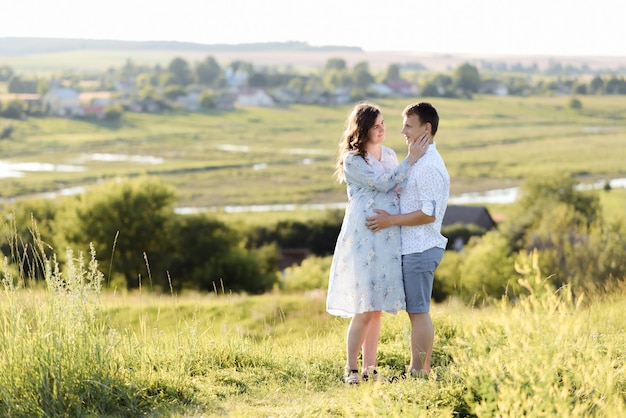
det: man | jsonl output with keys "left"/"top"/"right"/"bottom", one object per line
{"left": 366, "top": 102, "right": 450, "bottom": 377}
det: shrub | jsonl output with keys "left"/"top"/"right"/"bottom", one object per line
{"left": 0, "top": 123, "right": 13, "bottom": 139}
{"left": 457, "top": 231, "right": 518, "bottom": 304}
{"left": 167, "top": 214, "right": 278, "bottom": 294}
{"left": 2, "top": 99, "right": 25, "bottom": 119}
{"left": 281, "top": 255, "right": 331, "bottom": 291}
{"left": 103, "top": 104, "right": 123, "bottom": 121}
{"left": 569, "top": 97, "right": 583, "bottom": 109}
{"left": 54, "top": 177, "right": 176, "bottom": 290}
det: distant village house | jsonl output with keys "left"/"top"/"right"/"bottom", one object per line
{"left": 442, "top": 205, "right": 497, "bottom": 251}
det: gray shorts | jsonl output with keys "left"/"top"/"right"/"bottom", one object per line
{"left": 401, "top": 247, "right": 444, "bottom": 314}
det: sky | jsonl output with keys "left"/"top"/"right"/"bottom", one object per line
{"left": 2, "top": 0, "right": 625, "bottom": 57}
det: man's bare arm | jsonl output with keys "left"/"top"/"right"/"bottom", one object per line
{"left": 366, "top": 209, "right": 435, "bottom": 232}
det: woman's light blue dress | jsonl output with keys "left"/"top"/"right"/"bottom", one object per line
{"left": 326, "top": 146, "right": 410, "bottom": 317}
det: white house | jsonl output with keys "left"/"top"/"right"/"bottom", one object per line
{"left": 478, "top": 80, "right": 509, "bottom": 96}
{"left": 236, "top": 88, "right": 275, "bottom": 107}
{"left": 387, "top": 80, "right": 419, "bottom": 97}
{"left": 225, "top": 68, "right": 249, "bottom": 88}
{"left": 42, "top": 87, "right": 82, "bottom": 116}
{"left": 175, "top": 92, "right": 201, "bottom": 111}
{"left": 369, "top": 83, "right": 394, "bottom": 96}
{"left": 79, "top": 91, "right": 113, "bottom": 107}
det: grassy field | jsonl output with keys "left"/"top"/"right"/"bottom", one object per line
{"left": 1, "top": 262, "right": 625, "bottom": 417}
{"left": 2, "top": 95, "right": 626, "bottom": 212}
{"left": 2, "top": 94, "right": 626, "bottom": 416}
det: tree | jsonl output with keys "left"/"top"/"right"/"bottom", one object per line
{"left": 166, "top": 215, "right": 278, "bottom": 293}
{"left": 55, "top": 177, "right": 177, "bottom": 290}
{"left": 104, "top": 105, "right": 123, "bottom": 122}
{"left": 194, "top": 56, "right": 223, "bottom": 86}
{"left": 0, "top": 199, "right": 60, "bottom": 282}
{"left": 120, "top": 58, "right": 136, "bottom": 78}
{"left": 2, "top": 99, "right": 25, "bottom": 119}
{"left": 568, "top": 97, "right": 582, "bottom": 109}
{"left": 163, "top": 84, "right": 186, "bottom": 100}
{"left": 590, "top": 76, "right": 604, "bottom": 94}
{"left": 574, "top": 83, "right": 588, "bottom": 95}
{"left": 0, "top": 65, "right": 14, "bottom": 82}
{"left": 248, "top": 72, "right": 269, "bottom": 87}
{"left": 352, "top": 61, "right": 374, "bottom": 89}
{"left": 199, "top": 90, "right": 216, "bottom": 109}
{"left": 421, "top": 74, "right": 454, "bottom": 97}
{"left": 454, "top": 63, "right": 481, "bottom": 95}
{"left": 323, "top": 69, "right": 352, "bottom": 91}
{"left": 605, "top": 76, "right": 624, "bottom": 94}
{"left": 167, "top": 57, "right": 192, "bottom": 86}
{"left": 421, "top": 82, "right": 440, "bottom": 97}
{"left": 504, "top": 173, "right": 600, "bottom": 252}
{"left": 324, "top": 58, "right": 347, "bottom": 71}
{"left": 7, "top": 76, "right": 24, "bottom": 93}
{"left": 158, "top": 72, "right": 177, "bottom": 87}
{"left": 383, "top": 64, "right": 401, "bottom": 83}
{"left": 228, "top": 60, "right": 254, "bottom": 76}
{"left": 135, "top": 73, "right": 158, "bottom": 90}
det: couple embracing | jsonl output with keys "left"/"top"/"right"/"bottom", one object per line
{"left": 326, "top": 101, "right": 450, "bottom": 384}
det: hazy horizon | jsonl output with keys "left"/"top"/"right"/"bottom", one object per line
{"left": 3, "top": 0, "right": 626, "bottom": 57}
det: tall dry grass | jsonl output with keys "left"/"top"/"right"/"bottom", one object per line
{"left": 1, "top": 222, "right": 625, "bottom": 416}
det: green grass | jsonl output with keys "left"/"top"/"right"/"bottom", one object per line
{"left": 2, "top": 96, "right": 626, "bottom": 210}
{"left": 2, "top": 249, "right": 625, "bottom": 417}
{"left": 598, "top": 187, "right": 626, "bottom": 221}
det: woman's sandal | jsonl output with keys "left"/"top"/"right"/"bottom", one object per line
{"left": 389, "top": 368, "right": 432, "bottom": 382}
{"left": 362, "top": 366, "right": 387, "bottom": 382}
{"left": 343, "top": 368, "right": 360, "bottom": 384}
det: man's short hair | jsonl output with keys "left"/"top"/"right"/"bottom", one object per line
{"left": 403, "top": 102, "right": 439, "bottom": 136}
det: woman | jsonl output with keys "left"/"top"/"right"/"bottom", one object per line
{"left": 326, "top": 102, "right": 427, "bottom": 384}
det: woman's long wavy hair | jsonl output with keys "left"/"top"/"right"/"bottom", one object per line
{"left": 334, "top": 102, "right": 381, "bottom": 182}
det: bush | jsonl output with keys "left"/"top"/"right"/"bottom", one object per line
{"left": 2, "top": 99, "right": 25, "bottom": 119}
{"left": 281, "top": 255, "right": 331, "bottom": 291}
{"left": 167, "top": 214, "right": 278, "bottom": 294}
{"left": 569, "top": 97, "right": 583, "bottom": 109}
{"left": 1, "top": 199, "right": 60, "bottom": 282}
{"left": 245, "top": 211, "right": 342, "bottom": 256}
{"left": 433, "top": 250, "right": 464, "bottom": 302}
{"left": 530, "top": 204, "right": 626, "bottom": 291}
{"left": 104, "top": 105, "right": 123, "bottom": 121}
{"left": 54, "top": 177, "right": 176, "bottom": 290}
{"left": 457, "top": 231, "right": 517, "bottom": 304}
{"left": 0, "top": 124, "right": 14, "bottom": 139}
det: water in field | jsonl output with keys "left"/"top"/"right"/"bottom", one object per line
{"left": 0, "top": 161, "right": 85, "bottom": 178}
{"left": 448, "top": 187, "right": 519, "bottom": 205}
{"left": 1, "top": 156, "right": 624, "bottom": 211}
{"left": 0, "top": 154, "right": 164, "bottom": 179}
{"left": 81, "top": 153, "right": 165, "bottom": 164}
{"left": 173, "top": 177, "right": 626, "bottom": 214}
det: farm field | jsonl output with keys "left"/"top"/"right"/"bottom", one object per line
{"left": 1, "top": 279, "right": 625, "bottom": 417}
{"left": 2, "top": 95, "right": 626, "bottom": 213}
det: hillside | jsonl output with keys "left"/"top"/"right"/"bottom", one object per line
{"left": 0, "top": 37, "right": 362, "bottom": 55}
{"left": 2, "top": 37, "right": 626, "bottom": 73}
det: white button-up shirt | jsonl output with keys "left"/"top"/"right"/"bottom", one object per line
{"left": 400, "top": 143, "right": 450, "bottom": 255}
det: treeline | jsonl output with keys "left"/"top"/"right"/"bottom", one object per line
{"left": 0, "top": 177, "right": 345, "bottom": 294}
{"left": 3, "top": 53, "right": 626, "bottom": 120}
{"left": 3, "top": 175, "right": 625, "bottom": 301}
